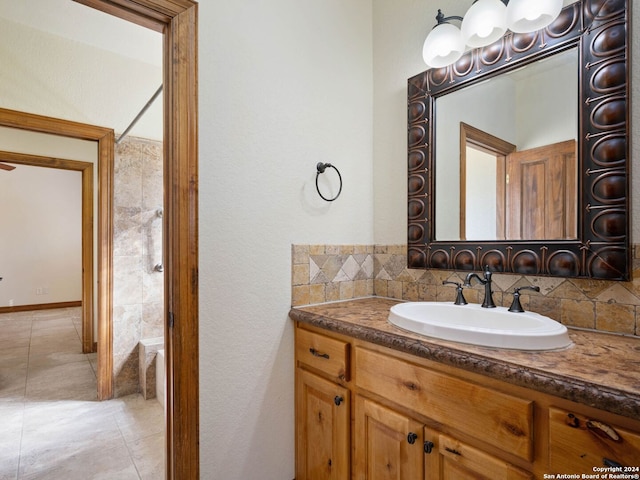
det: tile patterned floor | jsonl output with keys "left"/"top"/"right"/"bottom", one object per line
{"left": 0, "top": 307, "right": 164, "bottom": 480}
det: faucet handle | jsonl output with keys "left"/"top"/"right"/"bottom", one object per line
{"left": 508, "top": 286, "right": 541, "bottom": 313}
{"left": 442, "top": 281, "right": 468, "bottom": 306}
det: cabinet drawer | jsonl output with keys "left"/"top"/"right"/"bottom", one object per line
{"left": 435, "top": 434, "right": 532, "bottom": 480}
{"left": 549, "top": 407, "right": 640, "bottom": 472}
{"left": 355, "top": 347, "right": 533, "bottom": 461}
{"left": 296, "top": 328, "right": 350, "bottom": 381}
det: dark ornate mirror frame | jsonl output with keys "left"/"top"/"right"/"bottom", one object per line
{"left": 407, "top": 0, "right": 630, "bottom": 280}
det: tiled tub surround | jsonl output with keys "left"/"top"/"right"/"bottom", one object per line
{"left": 113, "top": 137, "right": 164, "bottom": 397}
{"left": 292, "top": 244, "right": 640, "bottom": 337}
{"left": 289, "top": 297, "right": 640, "bottom": 420}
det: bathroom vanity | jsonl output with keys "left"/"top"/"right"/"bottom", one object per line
{"left": 290, "top": 297, "right": 640, "bottom": 479}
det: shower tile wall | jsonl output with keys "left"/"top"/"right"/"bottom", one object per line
{"left": 113, "top": 137, "right": 164, "bottom": 397}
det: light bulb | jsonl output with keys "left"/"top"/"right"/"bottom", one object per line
{"left": 423, "top": 23, "right": 465, "bottom": 68}
{"left": 506, "top": 0, "right": 563, "bottom": 33}
{"left": 461, "top": 0, "right": 507, "bottom": 48}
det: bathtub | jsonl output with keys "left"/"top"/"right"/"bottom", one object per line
{"left": 156, "top": 349, "right": 165, "bottom": 409}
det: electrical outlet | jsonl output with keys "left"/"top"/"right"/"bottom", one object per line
{"left": 9, "top": 299, "right": 13, "bottom": 307}
{"left": 43, "top": 287, "right": 49, "bottom": 295}
{"left": 36, "top": 288, "right": 42, "bottom": 295}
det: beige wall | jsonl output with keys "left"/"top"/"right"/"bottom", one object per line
{"left": 198, "top": 1, "right": 374, "bottom": 478}
{"left": 0, "top": 164, "right": 82, "bottom": 307}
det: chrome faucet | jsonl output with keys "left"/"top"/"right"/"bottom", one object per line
{"left": 464, "top": 265, "right": 496, "bottom": 308}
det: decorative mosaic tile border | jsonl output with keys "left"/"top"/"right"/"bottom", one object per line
{"left": 292, "top": 245, "right": 374, "bottom": 306}
{"left": 292, "top": 244, "right": 640, "bottom": 337}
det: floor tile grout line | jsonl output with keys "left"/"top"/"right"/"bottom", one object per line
{"left": 14, "top": 401, "right": 26, "bottom": 480}
{"left": 114, "top": 404, "right": 148, "bottom": 480}
{"left": 124, "top": 437, "right": 146, "bottom": 480}
{"left": 16, "top": 313, "right": 34, "bottom": 480}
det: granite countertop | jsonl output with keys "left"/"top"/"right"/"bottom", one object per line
{"left": 289, "top": 297, "right": 640, "bottom": 421}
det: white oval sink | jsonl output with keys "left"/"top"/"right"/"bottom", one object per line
{"left": 388, "top": 302, "right": 572, "bottom": 351}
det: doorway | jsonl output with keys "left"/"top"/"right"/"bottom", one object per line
{"left": 460, "top": 122, "right": 577, "bottom": 242}
{"left": 459, "top": 122, "right": 516, "bottom": 240}
{"left": 0, "top": 0, "right": 199, "bottom": 475}
{"left": 0, "top": 150, "right": 94, "bottom": 353}
{"left": 71, "top": 1, "right": 200, "bottom": 478}
{"left": 0, "top": 109, "right": 114, "bottom": 400}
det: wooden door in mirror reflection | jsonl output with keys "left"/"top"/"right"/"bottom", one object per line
{"left": 505, "top": 140, "right": 576, "bottom": 240}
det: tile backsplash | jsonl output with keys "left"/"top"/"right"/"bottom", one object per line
{"left": 292, "top": 245, "right": 374, "bottom": 306}
{"left": 292, "top": 244, "right": 640, "bottom": 337}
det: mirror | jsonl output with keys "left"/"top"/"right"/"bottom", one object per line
{"left": 435, "top": 48, "right": 578, "bottom": 241}
{"left": 407, "top": 0, "right": 630, "bottom": 280}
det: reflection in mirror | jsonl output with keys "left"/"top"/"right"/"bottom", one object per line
{"left": 435, "top": 48, "right": 578, "bottom": 242}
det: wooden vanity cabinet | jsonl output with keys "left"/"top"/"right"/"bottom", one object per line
{"left": 295, "top": 327, "right": 351, "bottom": 480}
{"left": 354, "top": 345, "right": 534, "bottom": 462}
{"left": 353, "top": 346, "right": 532, "bottom": 480}
{"left": 294, "top": 323, "right": 640, "bottom": 479}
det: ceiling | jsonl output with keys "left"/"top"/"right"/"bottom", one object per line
{"left": 0, "top": 0, "right": 162, "bottom": 66}
{"left": 0, "top": 0, "right": 163, "bottom": 140}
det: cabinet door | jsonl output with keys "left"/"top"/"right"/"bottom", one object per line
{"left": 354, "top": 395, "right": 424, "bottom": 480}
{"left": 296, "top": 369, "right": 350, "bottom": 480}
{"left": 549, "top": 407, "right": 640, "bottom": 472}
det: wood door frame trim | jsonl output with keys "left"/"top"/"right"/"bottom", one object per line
{"left": 459, "top": 122, "right": 517, "bottom": 241}
{"left": 73, "top": 1, "right": 200, "bottom": 478}
{"left": 0, "top": 109, "right": 113, "bottom": 400}
{"left": 0, "top": 150, "right": 94, "bottom": 353}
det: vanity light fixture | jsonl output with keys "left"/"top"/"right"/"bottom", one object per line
{"left": 505, "top": 0, "right": 564, "bottom": 33}
{"left": 422, "top": 9, "right": 465, "bottom": 69}
{"left": 422, "top": 0, "right": 563, "bottom": 68}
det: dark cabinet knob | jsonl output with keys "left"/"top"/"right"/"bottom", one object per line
{"left": 407, "top": 432, "right": 418, "bottom": 444}
{"left": 334, "top": 396, "right": 343, "bottom": 406}
{"left": 424, "top": 441, "right": 434, "bottom": 454}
